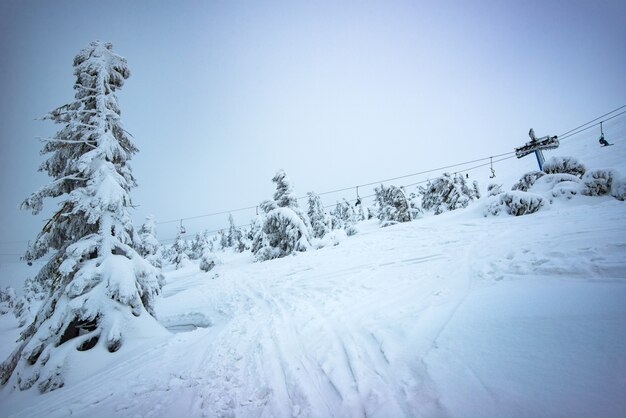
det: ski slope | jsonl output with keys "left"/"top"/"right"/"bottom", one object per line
{"left": 1, "top": 135, "right": 626, "bottom": 417}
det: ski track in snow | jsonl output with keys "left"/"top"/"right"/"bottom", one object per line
{"left": 4, "top": 215, "right": 527, "bottom": 418}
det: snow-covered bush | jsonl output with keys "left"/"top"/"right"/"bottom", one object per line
{"left": 511, "top": 171, "right": 545, "bottom": 192}
{"left": 252, "top": 170, "right": 312, "bottom": 261}
{"left": 0, "top": 287, "right": 34, "bottom": 328}
{"left": 2, "top": 41, "right": 164, "bottom": 393}
{"left": 485, "top": 191, "right": 544, "bottom": 216}
{"left": 581, "top": 169, "right": 626, "bottom": 200}
{"left": 487, "top": 183, "right": 504, "bottom": 197}
{"left": 188, "top": 232, "right": 208, "bottom": 260}
{"left": 374, "top": 184, "right": 413, "bottom": 226}
{"left": 0, "top": 287, "right": 16, "bottom": 315}
{"left": 330, "top": 199, "right": 358, "bottom": 235}
{"left": 307, "top": 192, "right": 330, "bottom": 239}
{"left": 315, "top": 229, "right": 347, "bottom": 248}
{"left": 542, "top": 156, "right": 586, "bottom": 178}
{"left": 407, "top": 192, "right": 424, "bottom": 220}
{"left": 531, "top": 173, "right": 582, "bottom": 201}
{"left": 199, "top": 250, "right": 220, "bottom": 272}
{"left": 422, "top": 173, "right": 480, "bottom": 215}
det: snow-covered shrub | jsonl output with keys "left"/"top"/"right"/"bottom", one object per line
{"left": 2, "top": 41, "right": 164, "bottom": 392}
{"left": 315, "top": 229, "right": 347, "bottom": 248}
{"left": 188, "top": 232, "right": 207, "bottom": 260}
{"left": 252, "top": 170, "right": 312, "bottom": 261}
{"left": 581, "top": 169, "right": 616, "bottom": 197}
{"left": 0, "top": 287, "right": 16, "bottom": 315}
{"left": 530, "top": 173, "right": 582, "bottom": 201}
{"left": 307, "top": 192, "right": 330, "bottom": 238}
{"left": 511, "top": 171, "right": 544, "bottom": 192}
{"left": 551, "top": 181, "right": 581, "bottom": 200}
{"left": 485, "top": 191, "right": 544, "bottom": 216}
{"left": 373, "top": 184, "right": 413, "bottom": 226}
{"left": 487, "top": 183, "right": 504, "bottom": 197}
{"left": 407, "top": 192, "right": 424, "bottom": 220}
{"left": 542, "top": 156, "right": 586, "bottom": 178}
{"left": 422, "top": 173, "right": 480, "bottom": 215}
{"left": 330, "top": 199, "right": 358, "bottom": 235}
{"left": 610, "top": 177, "right": 626, "bottom": 201}
{"left": 199, "top": 251, "right": 220, "bottom": 272}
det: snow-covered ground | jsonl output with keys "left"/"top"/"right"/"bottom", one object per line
{"left": 1, "top": 135, "right": 625, "bottom": 417}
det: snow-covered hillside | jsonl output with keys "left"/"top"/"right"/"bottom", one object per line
{"left": 1, "top": 134, "right": 625, "bottom": 417}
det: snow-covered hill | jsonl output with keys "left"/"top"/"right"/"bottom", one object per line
{"left": 1, "top": 134, "right": 625, "bottom": 417}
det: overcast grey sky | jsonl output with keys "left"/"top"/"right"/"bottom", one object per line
{"left": 1, "top": 0, "right": 625, "bottom": 258}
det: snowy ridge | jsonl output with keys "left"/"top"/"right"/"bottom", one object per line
{"left": 1, "top": 137, "right": 626, "bottom": 416}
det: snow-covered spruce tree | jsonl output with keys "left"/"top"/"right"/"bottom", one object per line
{"left": 373, "top": 184, "right": 413, "bottom": 226}
{"left": 355, "top": 202, "right": 366, "bottom": 222}
{"left": 225, "top": 213, "right": 247, "bottom": 252}
{"left": 252, "top": 170, "right": 312, "bottom": 261}
{"left": 171, "top": 232, "right": 190, "bottom": 269}
{"left": 307, "top": 192, "right": 330, "bottom": 239}
{"left": 137, "top": 215, "right": 163, "bottom": 268}
{"left": 330, "top": 199, "right": 359, "bottom": 235}
{"left": 421, "top": 173, "right": 480, "bottom": 215}
{"left": 1, "top": 42, "right": 163, "bottom": 392}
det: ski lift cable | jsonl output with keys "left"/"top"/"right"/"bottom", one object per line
{"left": 557, "top": 104, "right": 626, "bottom": 138}
{"left": 560, "top": 110, "right": 626, "bottom": 141}
{"left": 559, "top": 109, "right": 626, "bottom": 141}
{"left": 309, "top": 151, "right": 516, "bottom": 198}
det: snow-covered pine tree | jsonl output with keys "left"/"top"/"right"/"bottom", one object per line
{"left": 373, "top": 184, "right": 413, "bottom": 226}
{"left": 307, "top": 192, "right": 330, "bottom": 239}
{"left": 1, "top": 41, "right": 164, "bottom": 392}
{"left": 355, "top": 202, "right": 366, "bottom": 222}
{"left": 171, "top": 232, "right": 190, "bottom": 269}
{"left": 225, "top": 213, "right": 245, "bottom": 251}
{"left": 421, "top": 173, "right": 480, "bottom": 215}
{"left": 251, "top": 170, "right": 312, "bottom": 261}
{"left": 137, "top": 215, "right": 162, "bottom": 268}
{"left": 218, "top": 229, "right": 228, "bottom": 251}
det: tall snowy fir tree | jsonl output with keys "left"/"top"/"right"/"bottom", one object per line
{"left": 252, "top": 170, "right": 312, "bottom": 261}
{"left": 0, "top": 42, "right": 164, "bottom": 393}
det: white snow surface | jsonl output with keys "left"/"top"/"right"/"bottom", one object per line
{"left": 1, "top": 138, "right": 625, "bottom": 417}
